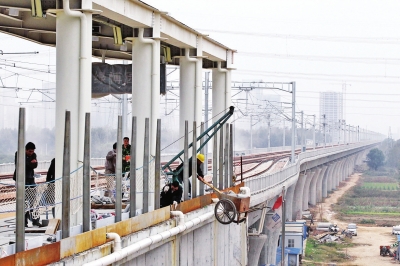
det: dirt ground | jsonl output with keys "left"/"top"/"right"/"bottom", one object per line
{"left": 310, "top": 173, "right": 398, "bottom": 265}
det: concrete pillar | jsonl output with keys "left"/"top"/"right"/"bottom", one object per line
{"left": 309, "top": 167, "right": 322, "bottom": 205}
{"left": 317, "top": 165, "right": 328, "bottom": 202}
{"left": 248, "top": 235, "right": 268, "bottom": 266}
{"left": 322, "top": 164, "right": 331, "bottom": 198}
{"left": 132, "top": 28, "right": 160, "bottom": 164}
{"left": 338, "top": 159, "right": 345, "bottom": 184}
{"left": 179, "top": 50, "right": 196, "bottom": 144}
{"left": 55, "top": 3, "right": 92, "bottom": 224}
{"left": 292, "top": 172, "right": 307, "bottom": 220}
{"left": 339, "top": 159, "right": 346, "bottom": 182}
{"left": 344, "top": 157, "right": 350, "bottom": 179}
{"left": 303, "top": 171, "right": 315, "bottom": 210}
{"left": 328, "top": 162, "right": 336, "bottom": 192}
{"left": 212, "top": 64, "right": 231, "bottom": 123}
{"left": 259, "top": 197, "right": 277, "bottom": 266}
{"left": 330, "top": 161, "right": 338, "bottom": 190}
{"left": 285, "top": 184, "right": 296, "bottom": 220}
{"left": 259, "top": 217, "right": 281, "bottom": 266}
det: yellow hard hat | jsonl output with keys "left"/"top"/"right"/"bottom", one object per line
{"left": 197, "top": 153, "right": 205, "bottom": 163}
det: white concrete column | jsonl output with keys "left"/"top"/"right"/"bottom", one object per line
{"left": 322, "top": 164, "right": 330, "bottom": 198}
{"left": 212, "top": 62, "right": 231, "bottom": 122}
{"left": 179, "top": 51, "right": 196, "bottom": 143}
{"left": 248, "top": 235, "right": 268, "bottom": 266}
{"left": 285, "top": 184, "right": 296, "bottom": 220}
{"left": 309, "top": 167, "right": 322, "bottom": 205}
{"left": 317, "top": 165, "right": 328, "bottom": 202}
{"left": 303, "top": 171, "right": 315, "bottom": 210}
{"left": 292, "top": 172, "right": 307, "bottom": 220}
{"left": 328, "top": 161, "right": 337, "bottom": 191}
{"left": 55, "top": 2, "right": 92, "bottom": 224}
{"left": 131, "top": 27, "right": 160, "bottom": 164}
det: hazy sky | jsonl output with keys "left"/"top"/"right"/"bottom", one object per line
{"left": 1, "top": 0, "right": 400, "bottom": 137}
{"left": 146, "top": 0, "right": 400, "bottom": 137}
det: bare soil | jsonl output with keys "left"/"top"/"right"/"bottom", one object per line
{"left": 310, "top": 173, "right": 398, "bottom": 265}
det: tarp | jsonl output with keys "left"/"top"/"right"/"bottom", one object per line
{"left": 92, "top": 63, "right": 166, "bottom": 98}
{"left": 92, "top": 63, "right": 132, "bottom": 98}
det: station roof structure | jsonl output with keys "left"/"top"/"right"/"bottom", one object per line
{"left": 0, "top": 0, "right": 235, "bottom": 67}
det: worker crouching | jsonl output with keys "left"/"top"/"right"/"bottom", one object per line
{"left": 160, "top": 181, "right": 183, "bottom": 208}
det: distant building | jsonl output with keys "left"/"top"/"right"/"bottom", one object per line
{"left": 319, "top": 91, "right": 343, "bottom": 142}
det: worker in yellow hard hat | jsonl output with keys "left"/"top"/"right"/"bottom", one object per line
{"left": 174, "top": 153, "right": 205, "bottom": 195}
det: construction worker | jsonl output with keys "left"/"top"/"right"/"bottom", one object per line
{"left": 174, "top": 154, "right": 205, "bottom": 194}
{"left": 160, "top": 181, "right": 183, "bottom": 208}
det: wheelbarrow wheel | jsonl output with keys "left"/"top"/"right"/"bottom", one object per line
{"left": 214, "top": 199, "right": 236, "bottom": 224}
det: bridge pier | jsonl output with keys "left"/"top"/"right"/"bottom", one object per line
{"left": 248, "top": 235, "right": 268, "bottom": 266}
{"left": 302, "top": 171, "right": 315, "bottom": 210}
{"left": 285, "top": 184, "right": 296, "bottom": 220}
{"left": 338, "top": 159, "right": 344, "bottom": 185}
{"left": 329, "top": 160, "right": 338, "bottom": 191}
{"left": 317, "top": 165, "right": 328, "bottom": 202}
{"left": 322, "top": 163, "right": 331, "bottom": 197}
{"left": 309, "top": 167, "right": 322, "bottom": 205}
{"left": 292, "top": 171, "right": 307, "bottom": 220}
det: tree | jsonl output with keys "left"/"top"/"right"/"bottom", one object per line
{"left": 366, "top": 148, "right": 385, "bottom": 170}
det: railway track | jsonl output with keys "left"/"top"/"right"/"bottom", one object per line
{"left": 0, "top": 146, "right": 329, "bottom": 205}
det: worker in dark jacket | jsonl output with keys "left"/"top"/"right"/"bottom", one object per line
{"left": 46, "top": 158, "right": 55, "bottom": 218}
{"left": 160, "top": 181, "right": 183, "bottom": 207}
{"left": 174, "top": 154, "right": 205, "bottom": 194}
{"left": 13, "top": 142, "right": 43, "bottom": 227}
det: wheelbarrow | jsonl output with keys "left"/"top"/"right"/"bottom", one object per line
{"left": 200, "top": 179, "right": 250, "bottom": 225}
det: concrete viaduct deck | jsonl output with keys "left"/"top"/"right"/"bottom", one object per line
{"left": 0, "top": 141, "right": 377, "bottom": 265}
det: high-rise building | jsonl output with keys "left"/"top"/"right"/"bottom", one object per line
{"left": 319, "top": 91, "right": 343, "bottom": 142}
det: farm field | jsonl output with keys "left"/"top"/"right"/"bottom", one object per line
{"left": 335, "top": 173, "right": 400, "bottom": 226}
{"left": 306, "top": 172, "right": 397, "bottom": 266}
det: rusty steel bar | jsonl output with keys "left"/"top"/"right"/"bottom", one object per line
{"left": 183, "top": 121, "right": 189, "bottom": 201}
{"left": 143, "top": 118, "right": 150, "bottom": 213}
{"left": 62, "top": 111, "right": 71, "bottom": 239}
{"left": 154, "top": 119, "right": 161, "bottom": 209}
{"left": 83, "top": 113, "right": 91, "bottom": 232}
{"left": 115, "top": 116, "right": 122, "bottom": 221}
{"left": 16, "top": 108, "right": 26, "bottom": 252}
{"left": 130, "top": 116, "right": 137, "bottom": 217}
{"left": 192, "top": 121, "right": 197, "bottom": 198}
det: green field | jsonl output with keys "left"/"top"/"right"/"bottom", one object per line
{"left": 361, "top": 182, "right": 398, "bottom": 190}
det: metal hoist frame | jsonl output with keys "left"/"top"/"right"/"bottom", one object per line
{"left": 162, "top": 106, "right": 235, "bottom": 181}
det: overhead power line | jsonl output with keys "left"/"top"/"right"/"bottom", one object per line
{"left": 196, "top": 29, "right": 400, "bottom": 44}
{"left": 239, "top": 52, "right": 400, "bottom": 65}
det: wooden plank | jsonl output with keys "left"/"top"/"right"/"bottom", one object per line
{"left": 45, "top": 219, "right": 60, "bottom": 235}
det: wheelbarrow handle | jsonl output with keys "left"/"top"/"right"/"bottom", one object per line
{"left": 199, "top": 178, "right": 222, "bottom": 194}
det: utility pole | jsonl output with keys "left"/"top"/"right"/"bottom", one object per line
{"left": 267, "top": 114, "right": 271, "bottom": 150}
{"left": 348, "top": 124, "right": 351, "bottom": 143}
{"left": 338, "top": 119, "right": 341, "bottom": 144}
{"left": 323, "top": 114, "right": 326, "bottom": 148}
{"left": 250, "top": 115, "right": 253, "bottom": 151}
{"left": 291, "top": 82, "right": 296, "bottom": 164}
{"left": 313, "top": 115, "right": 316, "bottom": 149}
{"left": 301, "top": 111, "right": 304, "bottom": 151}
{"left": 343, "top": 120, "right": 346, "bottom": 144}
{"left": 282, "top": 119, "right": 286, "bottom": 148}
